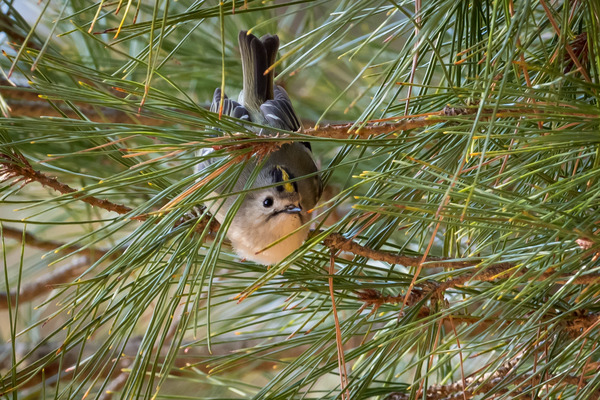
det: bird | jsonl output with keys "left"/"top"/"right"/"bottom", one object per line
{"left": 196, "top": 30, "right": 322, "bottom": 265}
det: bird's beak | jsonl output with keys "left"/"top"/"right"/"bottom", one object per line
{"left": 283, "top": 204, "right": 302, "bottom": 214}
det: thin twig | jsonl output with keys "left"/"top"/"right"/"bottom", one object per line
{"left": 301, "top": 105, "right": 593, "bottom": 139}
{"left": 328, "top": 252, "right": 350, "bottom": 400}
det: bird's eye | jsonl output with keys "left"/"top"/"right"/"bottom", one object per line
{"left": 263, "top": 197, "right": 274, "bottom": 208}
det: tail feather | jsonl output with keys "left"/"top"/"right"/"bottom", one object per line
{"left": 239, "top": 31, "right": 272, "bottom": 112}
{"left": 260, "top": 34, "right": 279, "bottom": 100}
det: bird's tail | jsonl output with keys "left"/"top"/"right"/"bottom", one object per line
{"left": 238, "top": 30, "right": 279, "bottom": 112}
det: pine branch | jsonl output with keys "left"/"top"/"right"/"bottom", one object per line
{"left": 324, "top": 233, "right": 477, "bottom": 268}
{"left": 1, "top": 80, "right": 452, "bottom": 135}
{"left": 2, "top": 1, "right": 599, "bottom": 398}
{"left": 8, "top": 145, "right": 588, "bottom": 307}
{"left": 0, "top": 80, "right": 476, "bottom": 141}
{"left": 0, "top": 149, "right": 218, "bottom": 309}
{"left": 358, "top": 290, "right": 505, "bottom": 330}
{"left": 303, "top": 106, "right": 478, "bottom": 138}
{"left": 1, "top": 151, "right": 132, "bottom": 214}
{"left": 0, "top": 152, "right": 220, "bottom": 229}
{"left": 5, "top": 78, "right": 595, "bottom": 147}
{"left": 384, "top": 362, "right": 600, "bottom": 400}
{"left": 0, "top": 79, "right": 175, "bottom": 124}
{"left": 326, "top": 233, "right": 600, "bottom": 285}
{"left": 0, "top": 226, "right": 112, "bottom": 309}
{"left": 304, "top": 116, "right": 439, "bottom": 139}
{"left": 6, "top": 82, "right": 577, "bottom": 143}
{"left": 0, "top": 257, "right": 89, "bottom": 309}
{"left": 1, "top": 225, "right": 107, "bottom": 255}
{"left": 4, "top": 150, "right": 597, "bottom": 313}
{"left": 357, "top": 288, "right": 600, "bottom": 337}
{"left": 283, "top": 105, "right": 593, "bottom": 139}
{"left": 0, "top": 330, "right": 309, "bottom": 393}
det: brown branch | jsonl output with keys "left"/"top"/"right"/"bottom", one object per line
{"left": 357, "top": 286, "right": 600, "bottom": 339}
{"left": 1, "top": 226, "right": 107, "bottom": 256}
{"left": 0, "top": 149, "right": 218, "bottom": 308}
{"left": 324, "top": 232, "right": 479, "bottom": 269}
{"left": 1, "top": 154, "right": 138, "bottom": 307}
{"left": 301, "top": 105, "right": 594, "bottom": 139}
{"left": 358, "top": 289, "right": 505, "bottom": 330}
{"left": 0, "top": 80, "right": 174, "bottom": 124}
{"left": 357, "top": 289, "right": 405, "bottom": 308}
{"left": 1, "top": 152, "right": 132, "bottom": 214}
{"left": 302, "top": 104, "right": 600, "bottom": 139}
{"left": 0, "top": 226, "right": 113, "bottom": 309}
{"left": 419, "top": 264, "right": 600, "bottom": 299}
{"left": 326, "top": 233, "right": 600, "bottom": 286}
{"left": 302, "top": 106, "right": 473, "bottom": 139}
{"left": 304, "top": 118, "right": 438, "bottom": 139}
{"left": 426, "top": 263, "right": 515, "bottom": 298}
{"left": 1, "top": 151, "right": 220, "bottom": 230}
{"left": 384, "top": 362, "right": 600, "bottom": 400}
{"left": 0, "top": 257, "right": 89, "bottom": 309}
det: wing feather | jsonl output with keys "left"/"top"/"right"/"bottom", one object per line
{"left": 197, "top": 88, "right": 252, "bottom": 173}
{"left": 259, "top": 86, "right": 301, "bottom": 132}
{"left": 210, "top": 87, "right": 251, "bottom": 121}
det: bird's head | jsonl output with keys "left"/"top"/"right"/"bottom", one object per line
{"left": 227, "top": 165, "right": 309, "bottom": 264}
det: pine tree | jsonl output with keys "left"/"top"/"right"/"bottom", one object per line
{"left": 1, "top": 1, "right": 599, "bottom": 399}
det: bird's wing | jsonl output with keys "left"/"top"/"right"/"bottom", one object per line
{"left": 260, "top": 86, "right": 313, "bottom": 151}
{"left": 259, "top": 85, "right": 302, "bottom": 132}
{"left": 210, "top": 87, "right": 251, "bottom": 121}
{"left": 194, "top": 146, "right": 217, "bottom": 176}
{"left": 196, "top": 88, "right": 252, "bottom": 174}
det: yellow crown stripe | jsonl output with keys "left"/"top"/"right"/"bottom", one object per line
{"left": 277, "top": 166, "right": 295, "bottom": 193}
